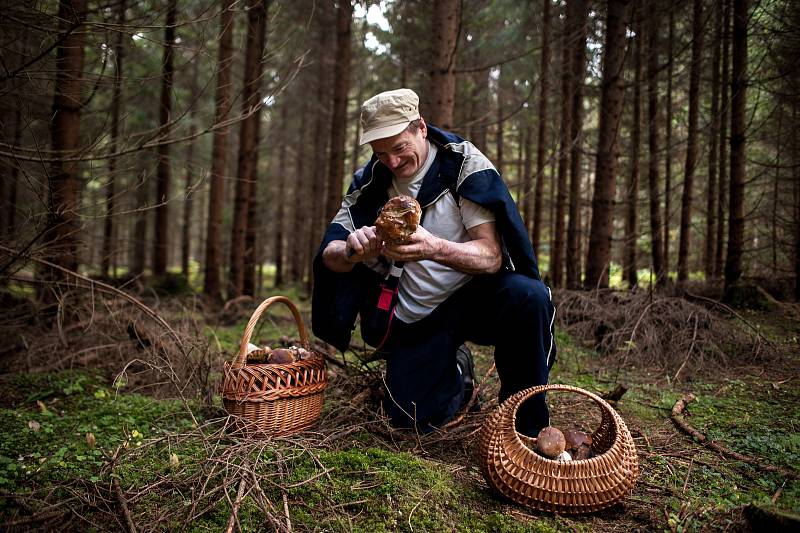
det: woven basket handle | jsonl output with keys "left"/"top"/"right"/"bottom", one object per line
{"left": 232, "top": 296, "right": 309, "bottom": 369}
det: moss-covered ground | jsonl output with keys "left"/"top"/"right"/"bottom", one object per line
{"left": 0, "top": 296, "right": 798, "bottom": 532}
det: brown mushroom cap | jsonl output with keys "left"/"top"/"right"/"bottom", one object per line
{"left": 536, "top": 426, "right": 566, "bottom": 458}
{"left": 563, "top": 429, "right": 592, "bottom": 450}
{"left": 268, "top": 348, "right": 296, "bottom": 365}
{"left": 375, "top": 195, "right": 422, "bottom": 245}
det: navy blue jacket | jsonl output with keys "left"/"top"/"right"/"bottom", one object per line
{"left": 312, "top": 126, "right": 540, "bottom": 351}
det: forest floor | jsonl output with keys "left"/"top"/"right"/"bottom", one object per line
{"left": 0, "top": 282, "right": 798, "bottom": 532}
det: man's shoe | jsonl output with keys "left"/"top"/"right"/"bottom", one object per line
{"left": 456, "top": 344, "right": 478, "bottom": 411}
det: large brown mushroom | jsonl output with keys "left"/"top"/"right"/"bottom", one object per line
{"left": 267, "top": 348, "right": 295, "bottom": 365}
{"left": 535, "top": 426, "right": 566, "bottom": 458}
{"left": 375, "top": 195, "right": 422, "bottom": 245}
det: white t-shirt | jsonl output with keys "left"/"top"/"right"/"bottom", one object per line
{"left": 390, "top": 141, "right": 495, "bottom": 323}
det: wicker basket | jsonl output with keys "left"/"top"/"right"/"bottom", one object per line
{"left": 221, "top": 296, "right": 327, "bottom": 437}
{"left": 478, "top": 384, "right": 639, "bottom": 514}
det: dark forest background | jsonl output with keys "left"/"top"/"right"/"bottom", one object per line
{"left": 1, "top": 0, "right": 799, "bottom": 302}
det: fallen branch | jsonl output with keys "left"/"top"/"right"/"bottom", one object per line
{"left": 670, "top": 394, "right": 797, "bottom": 478}
{"left": 113, "top": 477, "right": 138, "bottom": 533}
{"left": 225, "top": 460, "right": 249, "bottom": 533}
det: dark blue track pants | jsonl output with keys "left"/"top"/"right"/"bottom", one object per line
{"left": 383, "top": 272, "right": 556, "bottom": 434}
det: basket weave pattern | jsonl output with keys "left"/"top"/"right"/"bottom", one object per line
{"left": 221, "top": 296, "right": 327, "bottom": 436}
{"left": 478, "top": 384, "right": 639, "bottom": 514}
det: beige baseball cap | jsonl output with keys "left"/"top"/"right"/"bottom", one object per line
{"left": 359, "top": 88, "right": 420, "bottom": 145}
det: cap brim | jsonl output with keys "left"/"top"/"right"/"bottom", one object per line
{"left": 359, "top": 121, "right": 410, "bottom": 145}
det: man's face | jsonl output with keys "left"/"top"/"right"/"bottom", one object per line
{"left": 370, "top": 119, "right": 428, "bottom": 180}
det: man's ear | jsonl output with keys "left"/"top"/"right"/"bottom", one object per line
{"left": 419, "top": 117, "right": 427, "bottom": 138}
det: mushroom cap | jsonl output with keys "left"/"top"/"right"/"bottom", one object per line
{"left": 564, "top": 429, "right": 592, "bottom": 450}
{"left": 536, "top": 426, "right": 566, "bottom": 458}
{"left": 268, "top": 348, "right": 296, "bottom": 364}
{"left": 375, "top": 195, "right": 422, "bottom": 245}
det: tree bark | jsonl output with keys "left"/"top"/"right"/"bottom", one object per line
{"left": 705, "top": 0, "right": 723, "bottom": 279}
{"left": 101, "top": 0, "right": 126, "bottom": 278}
{"left": 152, "top": 0, "right": 177, "bottom": 276}
{"left": 725, "top": 0, "right": 748, "bottom": 290}
{"left": 273, "top": 101, "right": 289, "bottom": 288}
{"left": 646, "top": 10, "right": 666, "bottom": 286}
{"left": 585, "top": 0, "right": 629, "bottom": 289}
{"left": 495, "top": 65, "right": 506, "bottom": 177}
{"left": 428, "top": 0, "right": 459, "bottom": 129}
{"left": 324, "top": 0, "right": 353, "bottom": 226}
{"left": 677, "top": 0, "right": 704, "bottom": 284}
{"left": 44, "top": 0, "right": 87, "bottom": 279}
{"left": 182, "top": 59, "right": 199, "bottom": 277}
{"left": 291, "top": 102, "right": 309, "bottom": 283}
{"left": 716, "top": 0, "right": 731, "bottom": 279}
{"left": 532, "top": 0, "right": 551, "bottom": 252}
{"left": 623, "top": 7, "right": 642, "bottom": 289}
{"left": 4, "top": 109, "right": 22, "bottom": 240}
{"left": 229, "top": 0, "right": 269, "bottom": 296}
{"left": 566, "top": 0, "right": 587, "bottom": 289}
{"left": 239, "top": 0, "right": 268, "bottom": 296}
{"left": 203, "top": 0, "right": 236, "bottom": 301}
{"left": 663, "top": 6, "right": 675, "bottom": 275}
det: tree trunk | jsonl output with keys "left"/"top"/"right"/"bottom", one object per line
{"left": 705, "top": 0, "right": 723, "bottom": 279}
{"left": 532, "top": 0, "right": 551, "bottom": 251}
{"left": 229, "top": 0, "right": 269, "bottom": 296}
{"left": 4, "top": 109, "right": 22, "bottom": 240}
{"left": 566, "top": 0, "right": 587, "bottom": 289}
{"left": 551, "top": 0, "right": 575, "bottom": 287}
{"left": 716, "top": 0, "right": 731, "bottom": 278}
{"left": 496, "top": 66, "right": 506, "bottom": 177}
{"left": 307, "top": 1, "right": 334, "bottom": 285}
{"left": 203, "top": 0, "right": 236, "bottom": 301}
{"left": 646, "top": 10, "right": 666, "bottom": 286}
{"left": 677, "top": 0, "right": 704, "bottom": 284}
{"left": 623, "top": 7, "right": 642, "bottom": 289}
{"left": 324, "top": 0, "right": 353, "bottom": 226}
{"left": 428, "top": 0, "right": 459, "bottom": 129}
{"left": 523, "top": 123, "right": 535, "bottom": 235}
{"left": 663, "top": 6, "right": 675, "bottom": 275}
{"left": 131, "top": 175, "right": 147, "bottom": 277}
{"left": 101, "top": 0, "right": 126, "bottom": 278}
{"left": 291, "top": 103, "right": 309, "bottom": 283}
{"left": 182, "top": 59, "right": 199, "bottom": 277}
{"left": 725, "top": 0, "right": 748, "bottom": 290}
{"left": 273, "top": 101, "right": 289, "bottom": 288}
{"left": 152, "top": 0, "right": 177, "bottom": 276}
{"left": 44, "top": 0, "right": 87, "bottom": 279}
{"left": 585, "top": 0, "right": 629, "bottom": 289}
{"left": 239, "top": 0, "right": 268, "bottom": 296}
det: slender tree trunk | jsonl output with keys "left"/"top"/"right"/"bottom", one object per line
{"left": 566, "top": 0, "right": 587, "bottom": 289}
{"left": 716, "top": 0, "right": 731, "bottom": 278}
{"left": 152, "top": 0, "right": 177, "bottom": 276}
{"left": 4, "top": 109, "right": 22, "bottom": 240}
{"left": 705, "top": 0, "right": 723, "bottom": 279}
{"left": 428, "top": 0, "right": 459, "bottom": 129}
{"left": 273, "top": 102, "right": 289, "bottom": 288}
{"left": 677, "top": 0, "right": 704, "bottom": 284}
{"left": 324, "top": 0, "right": 353, "bottom": 225}
{"left": 532, "top": 0, "right": 551, "bottom": 251}
{"left": 101, "top": 0, "right": 126, "bottom": 278}
{"left": 496, "top": 66, "right": 505, "bottom": 177}
{"left": 291, "top": 104, "right": 309, "bottom": 283}
{"left": 551, "top": 0, "right": 574, "bottom": 287}
{"left": 624, "top": 8, "right": 642, "bottom": 289}
{"left": 229, "top": 0, "right": 269, "bottom": 296}
{"left": 585, "top": 0, "right": 629, "bottom": 289}
{"left": 724, "top": 0, "right": 748, "bottom": 290}
{"left": 663, "top": 6, "right": 675, "bottom": 275}
{"left": 308, "top": 1, "right": 334, "bottom": 284}
{"left": 523, "top": 123, "right": 534, "bottom": 235}
{"left": 646, "top": 10, "right": 666, "bottom": 286}
{"left": 243, "top": 1, "right": 270, "bottom": 296}
{"left": 203, "top": 0, "right": 235, "bottom": 300}
{"left": 772, "top": 110, "right": 781, "bottom": 272}
{"left": 44, "top": 0, "right": 87, "bottom": 280}
{"left": 182, "top": 59, "right": 199, "bottom": 277}
{"left": 131, "top": 175, "right": 147, "bottom": 276}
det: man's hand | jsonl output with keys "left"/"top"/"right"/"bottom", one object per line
{"left": 322, "top": 226, "right": 382, "bottom": 273}
{"left": 381, "top": 225, "right": 442, "bottom": 262}
{"left": 383, "top": 222, "right": 502, "bottom": 275}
